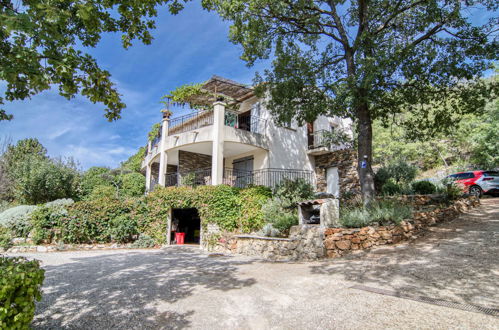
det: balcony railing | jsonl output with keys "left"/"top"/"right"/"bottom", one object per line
{"left": 165, "top": 167, "right": 314, "bottom": 189}
{"left": 309, "top": 129, "right": 329, "bottom": 149}
{"left": 224, "top": 111, "right": 266, "bottom": 135}
{"left": 168, "top": 111, "right": 214, "bottom": 136}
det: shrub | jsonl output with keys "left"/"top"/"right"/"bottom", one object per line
{"left": 45, "top": 198, "right": 74, "bottom": 208}
{"left": 238, "top": 186, "right": 271, "bottom": 233}
{"left": 261, "top": 198, "right": 298, "bottom": 235}
{"left": 375, "top": 160, "right": 418, "bottom": 192}
{"left": 340, "top": 201, "right": 412, "bottom": 228}
{"left": 0, "top": 226, "right": 12, "bottom": 250}
{"left": 60, "top": 197, "right": 134, "bottom": 243}
{"left": 88, "top": 185, "right": 116, "bottom": 200}
{"left": 258, "top": 223, "right": 280, "bottom": 237}
{"left": 0, "top": 256, "right": 45, "bottom": 329}
{"left": 120, "top": 172, "right": 145, "bottom": 197}
{"left": 273, "top": 178, "right": 314, "bottom": 207}
{"left": 30, "top": 203, "right": 70, "bottom": 244}
{"left": 381, "top": 180, "right": 402, "bottom": 196}
{"left": 0, "top": 205, "right": 37, "bottom": 237}
{"left": 109, "top": 214, "right": 138, "bottom": 243}
{"left": 131, "top": 234, "right": 155, "bottom": 248}
{"left": 411, "top": 181, "right": 437, "bottom": 195}
{"left": 9, "top": 155, "right": 80, "bottom": 204}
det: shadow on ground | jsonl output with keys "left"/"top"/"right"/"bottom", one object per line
{"left": 33, "top": 247, "right": 256, "bottom": 329}
{"left": 310, "top": 199, "right": 499, "bottom": 310}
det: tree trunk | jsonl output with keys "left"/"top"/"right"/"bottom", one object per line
{"left": 356, "top": 102, "right": 376, "bottom": 205}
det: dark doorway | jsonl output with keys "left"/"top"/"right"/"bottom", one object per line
{"left": 232, "top": 156, "right": 254, "bottom": 187}
{"left": 307, "top": 122, "right": 314, "bottom": 148}
{"left": 172, "top": 208, "right": 201, "bottom": 244}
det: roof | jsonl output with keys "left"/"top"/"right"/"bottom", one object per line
{"left": 183, "top": 75, "right": 255, "bottom": 108}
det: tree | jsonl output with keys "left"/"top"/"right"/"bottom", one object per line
{"left": 79, "top": 166, "right": 112, "bottom": 198}
{"left": 9, "top": 155, "right": 80, "bottom": 204}
{"left": 3, "top": 138, "right": 47, "bottom": 169}
{"left": 121, "top": 147, "right": 146, "bottom": 173}
{"left": 0, "top": 0, "right": 169, "bottom": 121}
{"left": 169, "top": 0, "right": 498, "bottom": 202}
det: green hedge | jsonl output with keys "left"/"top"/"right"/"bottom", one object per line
{"left": 139, "top": 185, "right": 271, "bottom": 243}
{"left": 0, "top": 256, "right": 45, "bottom": 329}
{"left": 20, "top": 186, "right": 272, "bottom": 246}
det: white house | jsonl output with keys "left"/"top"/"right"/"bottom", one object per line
{"left": 141, "top": 75, "right": 355, "bottom": 196}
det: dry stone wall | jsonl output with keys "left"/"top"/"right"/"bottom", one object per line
{"left": 314, "top": 149, "right": 360, "bottom": 194}
{"left": 214, "top": 196, "right": 479, "bottom": 261}
{"left": 324, "top": 196, "right": 480, "bottom": 258}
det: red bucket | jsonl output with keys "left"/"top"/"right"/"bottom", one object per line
{"left": 175, "top": 232, "right": 185, "bottom": 245}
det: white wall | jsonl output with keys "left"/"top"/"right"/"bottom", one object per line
{"left": 224, "top": 148, "right": 268, "bottom": 170}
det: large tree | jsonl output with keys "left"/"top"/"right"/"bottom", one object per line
{"left": 168, "top": 0, "right": 498, "bottom": 202}
{"left": 0, "top": 0, "right": 168, "bottom": 121}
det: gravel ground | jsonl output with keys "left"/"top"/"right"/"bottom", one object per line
{"left": 8, "top": 198, "right": 499, "bottom": 329}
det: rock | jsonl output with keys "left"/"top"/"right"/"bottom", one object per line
{"left": 351, "top": 237, "right": 361, "bottom": 244}
{"left": 36, "top": 246, "right": 48, "bottom": 252}
{"left": 324, "top": 238, "right": 336, "bottom": 250}
{"left": 335, "top": 240, "right": 351, "bottom": 250}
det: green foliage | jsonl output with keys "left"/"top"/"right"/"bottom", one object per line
{"left": 0, "top": 256, "right": 45, "bottom": 329}
{"left": 80, "top": 167, "right": 112, "bottom": 198}
{"left": 381, "top": 180, "right": 402, "bottom": 196}
{"left": 121, "top": 147, "right": 146, "bottom": 173}
{"left": 0, "top": 205, "right": 37, "bottom": 237}
{"left": 273, "top": 178, "right": 314, "bottom": 207}
{"left": 89, "top": 185, "right": 116, "bottom": 200}
{"left": 373, "top": 90, "right": 498, "bottom": 170}
{"left": 120, "top": 173, "right": 146, "bottom": 197}
{"left": 469, "top": 99, "right": 499, "bottom": 169}
{"left": 109, "top": 214, "right": 138, "bottom": 243}
{"left": 30, "top": 203, "right": 71, "bottom": 245}
{"left": 180, "top": 172, "right": 196, "bottom": 187}
{"left": 0, "top": 226, "right": 12, "bottom": 250}
{"left": 162, "top": 83, "right": 212, "bottom": 110}
{"left": 60, "top": 198, "right": 135, "bottom": 244}
{"left": 340, "top": 201, "right": 413, "bottom": 228}
{"left": 3, "top": 138, "right": 47, "bottom": 167}
{"left": 238, "top": 186, "right": 272, "bottom": 233}
{"left": 131, "top": 234, "right": 156, "bottom": 248}
{"left": 148, "top": 123, "right": 162, "bottom": 142}
{"left": 261, "top": 199, "right": 297, "bottom": 234}
{"left": 412, "top": 181, "right": 437, "bottom": 195}
{"left": 0, "top": 1, "right": 171, "bottom": 121}
{"left": 9, "top": 155, "right": 80, "bottom": 204}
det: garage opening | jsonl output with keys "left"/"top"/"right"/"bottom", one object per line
{"left": 171, "top": 208, "right": 201, "bottom": 245}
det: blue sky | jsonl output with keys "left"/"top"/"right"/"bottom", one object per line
{"left": 0, "top": 3, "right": 267, "bottom": 170}
{"left": 0, "top": 4, "right": 495, "bottom": 170}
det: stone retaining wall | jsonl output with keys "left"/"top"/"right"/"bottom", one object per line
{"left": 217, "top": 196, "right": 479, "bottom": 261}
{"left": 324, "top": 196, "right": 480, "bottom": 258}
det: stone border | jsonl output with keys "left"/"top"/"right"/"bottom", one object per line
{"left": 4, "top": 243, "right": 158, "bottom": 254}
{"left": 324, "top": 196, "right": 480, "bottom": 258}
{"left": 214, "top": 196, "right": 479, "bottom": 261}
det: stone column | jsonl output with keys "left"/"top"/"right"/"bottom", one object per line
{"left": 158, "top": 111, "right": 170, "bottom": 186}
{"left": 211, "top": 101, "right": 226, "bottom": 185}
{"left": 145, "top": 163, "right": 152, "bottom": 192}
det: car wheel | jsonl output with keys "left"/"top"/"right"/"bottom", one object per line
{"left": 469, "top": 185, "right": 483, "bottom": 197}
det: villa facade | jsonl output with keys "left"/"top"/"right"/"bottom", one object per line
{"left": 141, "top": 76, "right": 357, "bottom": 196}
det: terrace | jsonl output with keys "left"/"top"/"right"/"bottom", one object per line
{"left": 163, "top": 167, "right": 314, "bottom": 189}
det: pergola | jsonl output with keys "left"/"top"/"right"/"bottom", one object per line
{"left": 181, "top": 75, "right": 255, "bottom": 108}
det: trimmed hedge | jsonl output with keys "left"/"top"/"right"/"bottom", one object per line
{"left": 0, "top": 256, "right": 45, "bottom": 329}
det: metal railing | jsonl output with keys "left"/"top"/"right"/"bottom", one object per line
{"left": 168, "top": 111, "right": 214, "bottom": 136}
{"left": 165, "top": 168, "right": 212, "bottom": 187}
{"left": 224, "top": 111, "right": 267, "bottom": 135}
{"left": 308, "top": 129, "right": 329, "bottom": 149}
{"left": 165, "top": 167, "right": 314, "bottom": 189}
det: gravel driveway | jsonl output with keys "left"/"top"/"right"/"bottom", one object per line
{"left": 9, "top": 198, "right": 499, "bottom": 329}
